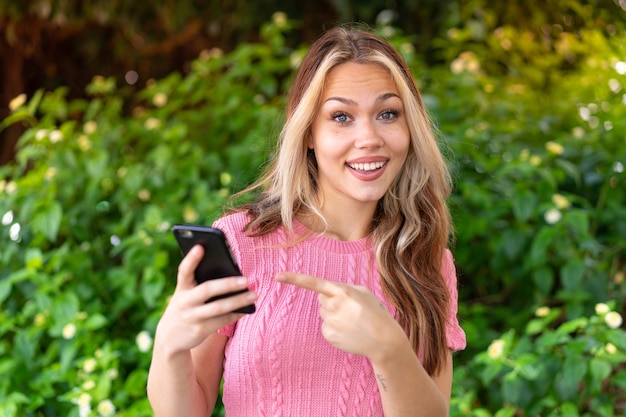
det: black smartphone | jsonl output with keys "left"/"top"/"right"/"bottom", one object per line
{"left": 172, "top": 224, "right": 255, "bottom": 314}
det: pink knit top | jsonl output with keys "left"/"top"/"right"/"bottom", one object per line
{"left": 214, "top": 211, "right": 466, "bottom": 417}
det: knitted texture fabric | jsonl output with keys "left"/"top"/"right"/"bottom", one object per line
{"left": 214, "top": 211, "right": 466, "bottom": 417}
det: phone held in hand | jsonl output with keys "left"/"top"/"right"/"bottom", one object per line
{"left": 172, "top": 224, "right": 256, "bottom": 314}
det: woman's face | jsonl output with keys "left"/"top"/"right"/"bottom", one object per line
{"left": 309, "top": 62, "right": 410, "bottom": 213}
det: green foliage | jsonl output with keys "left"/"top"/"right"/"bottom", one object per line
{"left": 451, "top": 303, "right": 626, "bottom": 416}
{"left": 0, "top": 16, "right": 293, "bottom": 417}
{"left": 1, "top": 8, "right": 625, "bottom": 417}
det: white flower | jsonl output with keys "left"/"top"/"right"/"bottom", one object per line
{"left": 79, "top": 405, "right": 91, "bottom": 417}
{"left": 289, "top": 50, "right": 303, "bottom": 69}
{"left": 530, "top": 155, "right": 542, "bottom": 166}
{"left": 545, "top": 141, "right": 564, "bottom": 155}
{"left": 544, "top": 208, "right": 562, "bottom": 224}
{"left": 49, "top": 129, "right": 63, "bottom": 143}
{"left": 35, "top": 129, "right": 48, "bottom": 141}
{"left": 183, "top": 206, "right": 199, "bottom": 223}
{"left": 82, "top": 380, "right": 96, "bottom": 390}
{"left": 595, "top": 303, "right": 610, "bottom": 315}
{"left": 152, "top": 92, "right": 168, "bottom": 107}
{"left": 62, "top": 323, "right": 77, "bottom": 339}
{"left": 450, "top": 51, "right": 480, "bottom": 74}
{"left": 136, "top": 330, "right": 153, "bottom": 352}
{"left": 73, "top": 393, "right": 92, "bottom": 406}
{"left": 144, "top": 117, "right": 161, "bottom": 130}
{"left": 34, "top": 313, "right": 46, "bottom": 326}
{"left": 77, "top": 135, "right": 92, "bottom": 151}
{"left": 487, "top": 339, "right": 505, "bottom": 359}
{"left": 5, "top": 181, "right": 16, "bottom": 195}
{"left": 605, "top": 311, "right": 623, "bottom": 329}
{"left": 73, "top": 393, "right": 92, "bottom": 417}
{"left": 84, "top": 121, "right": 98, "bottom": 134}
{"left": 138, "top": 189, "right": 151, "bottom": 201}
{"left": 45, "top": 167, "right": 57, "bottom": 180}
{"left": 399, "top": 42, "right": 414, "bottom": 55}
{"left": 572, "top": 127, "right": 585, "bottom": 138}
{"left": 272, "top": 11, "right": 287, "bottom": 26}
{"left": 208, "top": 47, "right": 223, "bottom": 59}
{"left": 551, "top": 194, "right": 570, "bottom": 209}
{"left": 97, "top": 399, "right": 116, "bottom": 416}
{"left": 83, "top": 358, "right": 97, "bottom": 373}
{"left": 605, "top": 343, "right": 617, "bottom": 355}
{"left": 9, "top": 93, "right": 27, "bottom": 111}
{"left": 1, "top": 210, "right": 13, "bottom": 226}
{"left": 535, "top": 306, "right": 551, "bottom": 317}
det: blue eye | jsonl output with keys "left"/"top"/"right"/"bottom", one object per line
{"left": 332, "top": 112, "right": 350, "bottom": 124}
{"left": 380, "top": 110, "right": 399, "bottom": 120}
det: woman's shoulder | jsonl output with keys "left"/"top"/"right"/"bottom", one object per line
{"left": 212, "top": 210, "right": 252, "bottom": 234}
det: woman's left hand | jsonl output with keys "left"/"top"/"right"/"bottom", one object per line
{"left": 275, "top": 272, "right": 406, "bottom": 360}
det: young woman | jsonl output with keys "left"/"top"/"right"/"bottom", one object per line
{"left": 147, "top": 26, "right": 466, "bottom": 417}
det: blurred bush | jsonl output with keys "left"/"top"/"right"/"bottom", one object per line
{"left": 0, "top": 11, "right": 624, "bottom": 417}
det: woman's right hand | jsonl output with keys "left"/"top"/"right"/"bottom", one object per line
{"left": 154, "top": 244, "right": 257, "bottom": 355}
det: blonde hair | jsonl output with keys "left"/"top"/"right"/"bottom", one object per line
{"left": 236, "top": 26, "right": 453, "bottom": 375}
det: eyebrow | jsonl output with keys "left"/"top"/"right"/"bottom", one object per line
{"left": 323, "top": 92, "right": 401, "bottom": 105}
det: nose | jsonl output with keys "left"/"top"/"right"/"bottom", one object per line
{"left": 354, "top": 120, "right": 384, "bottom": 149}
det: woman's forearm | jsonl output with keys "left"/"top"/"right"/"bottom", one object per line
{"left": 147, "top": 342, "right": 212, "bottom": 417}
{"left": 370, "top": 334, "right": 450, "bottom": 417}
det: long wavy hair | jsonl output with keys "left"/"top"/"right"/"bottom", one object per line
{"left": 234, "top": 26, "right": 453, "bottom": 376}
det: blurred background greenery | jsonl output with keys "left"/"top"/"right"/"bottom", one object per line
{"left": 1, "top": 1, "right": 625, "bottom": 416}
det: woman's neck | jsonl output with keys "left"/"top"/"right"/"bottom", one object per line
{"left": 296, "top": 204, "right": 375, "bottom": 241}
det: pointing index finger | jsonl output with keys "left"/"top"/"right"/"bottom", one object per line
{"left": 275, "top": 272, "right": 339, "bottom": 296}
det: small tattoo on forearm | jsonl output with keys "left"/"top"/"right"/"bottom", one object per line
{"left": 376, "top": 373, "right": 388, "bottom": 392}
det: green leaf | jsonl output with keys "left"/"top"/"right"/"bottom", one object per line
{"left": 59, "top": 342, "right": 77, "bottom": 373}
{"left": 25, "top": 248, "right": 44, "bottom": 270}
{"left": 516, "top": 353, "right": 541, "bottom": 380}
{"left": 84, "top": 313, "right": 108, "bottom": 330}
{"left": 589, "top": 358, "right": 612, "bottom": 393}
{"left": 502, "top": 372, "right": 526, "bottom": 405}
{"left": 123, "top": 369, "right": 149, "bottom": 397}
{"left": 494, "top": 408, "right": 516, "bottom": 417}
{"left": 502, "top": 229, "right": 526, "bottom": 260}
{"left": 532, "top": 266, "right": 554, "bottom": 295}
{"left": 560, "top": 402, "right": 580, "bottom": 417}
{"left": 560, "top": 260, "right": 585, "bottom": 291}
{"left": 528, "top": 227, "right": 555, "bottom": 267}
{"left": 525, "top": 318, "right": 545, "bottom": 335}
{"left": 556, "top": 317, "right": 588, "bottom": 335}
{"left": 13, "top": 330, "right": 36, "bottom": 366}
{"left": 0, "top": 279, "right": 12, "bottom": 304}
{"left": 556, "top": 355, "right": 588, "bottom": 401}
{"left": 512, "top": 190, "right": 537, "bottom": 222}
{"left": 0, "top": 109, "right": 37, "bottom": 131}
{"left": 31, "top": 201, "right": 63, "bottom": 242}
{"left": 614, "top": 370, "right": 626, "bottom": 391}
{"left": 563, "top": 210, "right": 589, "bottom": 237}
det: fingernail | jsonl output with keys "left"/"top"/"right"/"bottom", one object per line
{"left": 275, "top": 273, "right": 286, "bottom": 282}
{"left": 237, "top": 277, "right": 247, "bottom": 286}
{"left": 248, "top": 291, "right": 257, "bottom": 301}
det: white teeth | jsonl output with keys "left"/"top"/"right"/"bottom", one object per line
{"left": 348, "top": 161, "right": 386, "bottom": 171}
